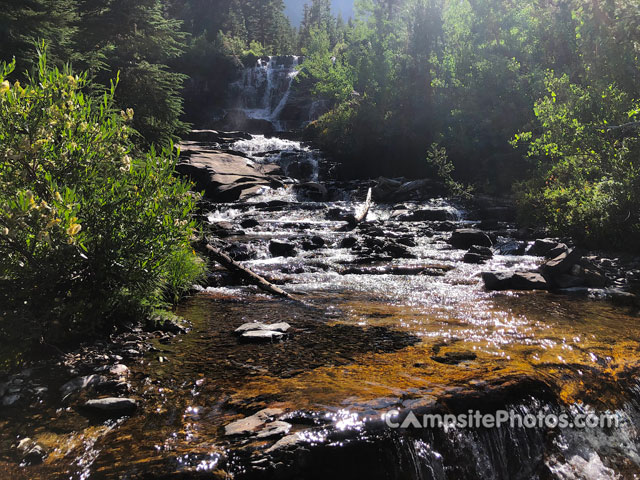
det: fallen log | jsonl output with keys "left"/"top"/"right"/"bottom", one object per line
{"left": 204, "top": 243, "right": 296, "bottom": 300}
{"left": 342, "top": 188, "right": 373, "bottom": 230}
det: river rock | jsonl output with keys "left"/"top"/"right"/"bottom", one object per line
{"left": 494, "top": 240, "right": 526, "bottom": 256}
{"left": 464, "top": 245, "right": 493, "bottom": 264}
{"left": 225, "top": 408, "right": 284, "bottom": 436}
{"left": 241, "top": 330, "right": 285, "bottom": 342}
{"left": 235, "top": 322, "right": 291, "bottom": 334}
{"left": 60, "top": 374, "right": 109, "bottom": 399}
{"left": 186, "top": 130, "right": 251, "bottom": 143}
{"left": 302, "top": 236, "right": 325, "bottom": 251}
{"left": 255, "top": 421, "right": 292, "bottom": 439}
{"left": 82, "top": 397, "right": 137, "bottom": 417}
{"left": 540, "top": 249, "right": 582, "bottom": 277}
{"left": 177, "top": 149, "right": 284, "bottom": 202}
{"left": 17, "top": 438, "right": 46, "bottom": 465}
{"left": 269, "top": 240, "right": 298, "bottom": 257}
{"left": 340, "top": 236, "right": 358, "bottom": 249}
{"left": 449, "top": 229, "right": 493, "bottom": 249}
{"left": 240, "top": 218, "right": 259, "bottom": 229}
{"left": 372, "top": 177, "right": 404, "bottom": 202}
{"left": 526, "top": 239, "right": 562, "bottom": 257}
{"left": 482, "top": 271, "right": 548, "bottom": 291}
{"left": 392, "top": 208, "right": 453, "bottom": 222}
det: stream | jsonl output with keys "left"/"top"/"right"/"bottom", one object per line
{"left": 2, "top": 56, "right": 640, "bottom": 480}
{"left": 1, "top": 133, "right": 640, "bottom": 479}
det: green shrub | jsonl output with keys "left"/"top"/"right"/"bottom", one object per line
{"left": 0, "top": 47, "right": 203, "bottom": 345}
{"left": 514, "top": 74, "right": 640, "bottom": 249}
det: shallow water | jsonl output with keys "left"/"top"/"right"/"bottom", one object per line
{"left": 2, "top": 136, "right": 640, "bottom": 479}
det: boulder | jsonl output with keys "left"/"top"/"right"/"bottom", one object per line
{"left": 82, "top": 397, "right": 137, "bottom": 417}
{"left": 176, "top": 150, "right": 284, "bottom": 202}
{"left": 372, "top": 177, "right": 403, "bottom": 202}
{"left": 392, "top": 208, "right": 454, "bottom": 222}
{"left": 269, "top": 240, "right": 297, "bottom": 258}
{"left": 482, "top": 271, "right": 548, "bottom": 291}
{"left": 241, "top": 330, "right": 284, "bottom": 342}
{"left": 540, "top": 249, "right": 582, "bottom": 277}
{"left": 526, "top": 239, "right": 562, "bottom": 257}
{"left": 449, "top": 229, "right": 493, "bottom": 249}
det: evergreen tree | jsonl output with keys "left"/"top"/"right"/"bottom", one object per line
{"left": 0, "top": 0, "right": 78, "bottom": 72}
{"left": 76, "top": 0, "right": 188, "bottom": 146}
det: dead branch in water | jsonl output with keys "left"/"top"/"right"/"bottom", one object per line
{"left": 343, "top": 187, "right": 373, "bottom": 230}
{"left": 203, "top": 243, "right": 296, "bottom": 300}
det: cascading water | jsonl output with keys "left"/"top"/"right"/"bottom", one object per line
{"left": 230, "top": 56, "right": 301, "bottom": 131}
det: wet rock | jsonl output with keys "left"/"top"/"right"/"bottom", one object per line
{"left": 256, "top": 421, "right": 292, "bottom": 439}
{"left": 265, "top": 432, "right": 306, "bottom": 453}
{"left": 449, "top": 229, "right": 493, "bottom": 249}
{"left": 146, "top": 315, "right": 188, "bottom": 334}
{"left": 109, "top": 364, "right": 129, "bottom": 376}
{"left": 82, "top": 397, "right": 137, "bottom": 417}
{"left": 240, "top": 218, "right": 259, "bottom": 229}
{"left": 382, "top": 242, "right": 414, "bottom": 259}
{"left": 302, "top": 236, "right": 325, "bottom": 251}
{"left": 225, "top": 243, "right": 257, "bottom": 261}
{"left": 482, "top": 271, "right": 548, "bottom": 291}
{"left": 186, "top": 129, "right": 251, "bottom": 143}
{"left": 392, "top": 208, "right": 453, "bottom": 222}
{"left": 396, "top": 236, "right": 417, "bottom": 247}
{"left": 269, "top": 240, "right": 297, "bottom": 258}
{"left": 17, "top": 438, "right": 46, "bottom": 465}
{"left": 3, "top": 393, "right": 22, "bottom": 406}
{"left": 540, "top": 249, "right": 582, "bottom": 277}
{"left": 431, "top": 351, "right": 477, "bottom": 365}
{"left": 464, "top": 245, "right": 493, "bottom": 264}
{"left": 340, "top": 236, "right": 358, "bottom": 249}
{"left": 241, "top": 330, "right": 285, "bottom": 342}
{"left": 225, "top": 408, "right": 284, "bottom": 436}
{"left": 494, "top": 240, "right": 526, "bottom": 256}
{"left": 326, "top": 207, "right": 351, "bottom": 221}
{"left": 544, "top": 244, "right": 569, "bottom": 259}
{"left": 605, "top": 288, "right": 637, "bottom": 307}
{"left": 526, "top": 238, "right": 562, "bottom": 257}
{"left": 176, "top": 149, "right": 284, "bottom": 202}
{"left": 235, "top": 322, "right": 291, "bottom": 334}
{"left": 60, "top": 374, "right": 109, "bottom": 399}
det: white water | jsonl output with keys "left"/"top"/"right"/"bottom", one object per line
{"left": 232, "top": 56, "right": 300, "bottom": 131}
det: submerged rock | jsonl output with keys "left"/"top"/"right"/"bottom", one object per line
{"left": 482, "top": 271, "right": 548, "bottom": 291}
{"left": 82, "top": 397, "right": 137, "bottom": 417}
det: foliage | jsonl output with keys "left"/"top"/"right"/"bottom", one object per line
{"left": 514, "top": 74, "right": 640, "bottom": 249}
{"left": 0, "top": 48, "right": 202, "bottom": 344}
{"left": 425, "top": 144, "right": 471, "bottom": 198}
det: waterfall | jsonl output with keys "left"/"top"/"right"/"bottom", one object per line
{"left": 230, "top": 56, "right": 300, "bottom": 131}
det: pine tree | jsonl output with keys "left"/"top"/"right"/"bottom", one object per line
{"left": 0, "top": 0, "right": 78, "bottom": 72}
{"left": 76, "top": 0, "right": 188, "bottom": 146}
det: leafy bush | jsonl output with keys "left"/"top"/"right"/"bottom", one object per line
{"left": 514, "top": 74, "right": 640, "bottom": 249}
{"left": 0, "top": 48, "right": 204, "bottom": 345}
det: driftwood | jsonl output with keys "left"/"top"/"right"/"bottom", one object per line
{"left": 204, "top": 243, "right": 295, "bottom": 300}
{"left": 343, "top": 188, "right": 373, "bottom": 230}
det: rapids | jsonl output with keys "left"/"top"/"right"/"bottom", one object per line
{"left": 1, "top": 135, "right": 640, "bottom": 480}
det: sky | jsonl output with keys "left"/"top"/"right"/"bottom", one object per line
{"left": 284, "top": 0, "right": 355, "bottom": 27}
